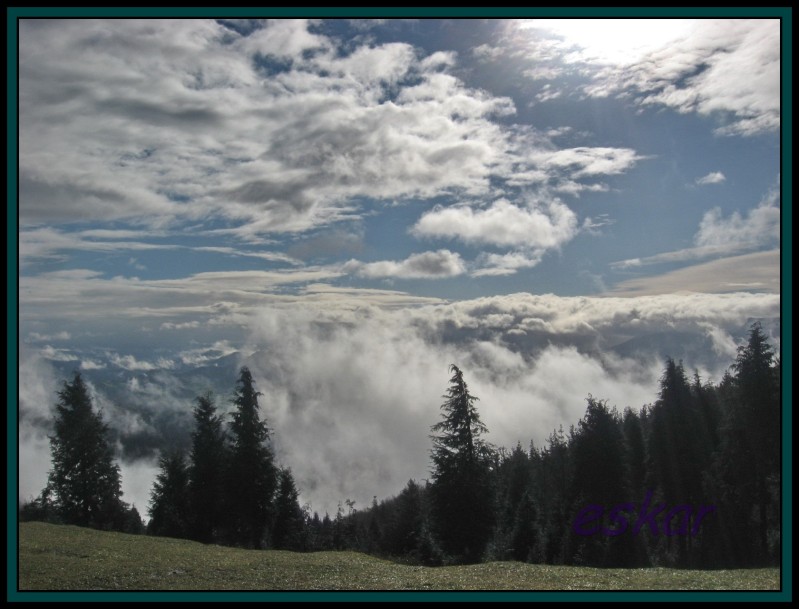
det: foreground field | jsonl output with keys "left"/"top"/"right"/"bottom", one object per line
{"left": 17, "top": 522, "right": 779, "bottom": 591}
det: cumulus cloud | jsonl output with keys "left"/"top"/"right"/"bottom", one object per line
{"left": 19, "top": 19, "right": 647, "bottom": 241}
{"left": 696, "top": 171, "right": 726, "bottom": 186}
{"left": 413, "top": 198, "right": 578, "bottom": 250}
{"left": 18, "top": 19, "right": 507, "bottom": 234}
{"left": 346, "top": 250, "right": 466, "bottom": 279}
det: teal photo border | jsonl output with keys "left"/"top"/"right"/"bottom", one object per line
{"left": 7, "top": 5, "right": 792, "bottom": 603}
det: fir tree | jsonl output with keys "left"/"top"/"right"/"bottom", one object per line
{"left": 147, "top": 449, "right": 189, "bottom": 538}
{"left": 45, "top": 373, "right": 125, "bottom": 530}
{"left": 272, "top": 468, "right": 307, "bottom": 551}
{"left": 187, "top": 392, "right": 227, "bottom": 543}
{"left": 429, "top": 364, "right": 495, "bottom": 563}
{"left": 226, "top": 367, "right": 277, "bottom": 548}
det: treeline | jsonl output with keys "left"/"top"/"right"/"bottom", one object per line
{"left": 20, "top": 323, "right": 780, "bottom": 569}
{"left": 340, "top": 322, "right": 781, "bottom": 568}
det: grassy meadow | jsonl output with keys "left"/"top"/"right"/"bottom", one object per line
{"left": 17, "top": 522, "right": 780, "bottom": 592}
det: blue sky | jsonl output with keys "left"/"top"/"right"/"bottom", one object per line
{"left": 16, "top": 16, "right": 785, "bottom": 514}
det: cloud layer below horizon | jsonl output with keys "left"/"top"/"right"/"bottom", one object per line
{"left": 19, "top": 290, "right": 781, "bottom": 515}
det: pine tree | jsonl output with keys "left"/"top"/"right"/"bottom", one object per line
{"left": 187, "top": 392, "right": 227, "bottom": 543}
{"left": 429, "top": 364, "right": 495, "bottom": 564}
{"left": 568, "top": 397, "right": 626, "bottom": 566}
{"left": 729, "top": 322, "right": 780, "bottom": 562}
{"left": 226, "top": 367, "right": 277, "bottom": 548}
{"left": 147, "top": 449, "right": 189, "bottom": 538}
{"left": 272, "top": 468, "right": 307, "bottom": 551}
{"left": 45, "top": 372, "right": 125, "bottom": 530}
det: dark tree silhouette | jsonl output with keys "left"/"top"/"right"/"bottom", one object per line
{"left": 567, "top": 397, "right": 626, "bottom": 566}
{"left": 187, "top": 392, "right": 227, "bottom": 543}
{"left": 272, "top": 468, "right": 307, "bottom": 551}
{"left": 711, "top": 322, "right": 780, "bottom": 564}
{"left": 429, "top": 364, "right": 495, "bottom": 563}
{"left": 45, "top": 372, "right": 125, "bottom": 530}
{"left": 226, "top": 367, "right": 277, "bottom": 548}
{"left": 147, "top": 449, "right": 189, "bottom": 538}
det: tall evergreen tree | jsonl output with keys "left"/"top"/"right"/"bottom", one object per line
{"left": 45, "top": 372, "right": 125, "bottom": 530}
{"left": 567, "top": 397, "right": 627, "bottom": 566}
{"left": 187, "top": 392, "right": 227, "bottom": 543}
{"left": 537, "top": 425, "right": 571, "bottom": 564}
{"left": 226, "top": 367, "right": 277, "bottom": 548}
{"left": 429, "top": 365, "right": 495, "bottom": 564}
{"left": 725, "top": 322, "right": 780, "bottom": 562}
{"left": 147, "top": 449, "right": 189, "bottom": 538}
{"left": 272, "top": 468, "right": 307, "bottom": 551}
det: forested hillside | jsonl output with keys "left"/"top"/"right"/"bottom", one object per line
{"left": 21, "top": 322, "right": 781, "bottom": 569}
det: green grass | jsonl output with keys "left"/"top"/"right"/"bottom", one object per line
{"left": 17, "top": 522, "right": 780, "bottom": 591}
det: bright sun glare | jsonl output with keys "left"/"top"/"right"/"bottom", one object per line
{"left": 520, "top": 19, "right": 698, "bottom": 65}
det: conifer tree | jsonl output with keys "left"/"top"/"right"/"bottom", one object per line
{"left": 429, "top": 364, "right": 494, "bottom": 563}
{"left": 272, "top": 468, "right": 307, "bottom": 551}
{"left": 45, "top": 372, "right": 125, "bottom": 530}
{"left": 226, "top": 367, "right": 277, "bottom": 548}
{"left": 147, "top": 449, "right": 189, "bottom": 538}
{"left": 187, "top": 392, "right": 227, "bottom": 543}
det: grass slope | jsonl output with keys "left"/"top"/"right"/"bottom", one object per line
{"left": 17, "top": 522, "right": 780, "bottom": 591}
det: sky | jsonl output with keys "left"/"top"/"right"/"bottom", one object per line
{"left": 15, "top": 15, "right": 786, "bottom": 517}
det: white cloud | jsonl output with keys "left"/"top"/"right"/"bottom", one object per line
{"left": 18, "top": 290, "right": 780, "bottom": 514}
{"left": 610, "top": 250, "right": 780, "bottom": 296}
{"left": 347, "top": 250, "right": 466, "bottom": 279}
{"left": 160, "top": 321, "right": 201, "bottom": 331}
{"left": 472, "top": 252, "right": 543, "bottom": 277}
{"left": 234, "top": 291, "right": 778, "bottom": 512}
{"left": 18, "top": 19, "right": 514, "bottom": 235}
{"left": 529, "top": 147, "right": 644, "bottom": 178}
{"left": 109, "top": 353, "right": 175, "bottom": 371}
{"left": 40, "top": 345, "right": 79, "bottom": 362}
{"left": 507, "top": 19, "right": 779, "bottom": 136}
{"left": 590, "top": 19, "right": 780, "bottom": 136}
{"left": 535, "top": 84, "right": 562, "bottom": 103}
{"left": 19, "top": 227, "right": 178, "bottom": 263}
{"left": 519, "top": 19, "right": 698, "bottom": 67}
{"left": 28, "top": 331, "right": 71, "bottom": 342}
{"left": 19, "top": 18, "right": 647, "bottom": 241}
{"left": 695, "top": 190, "right": 780, "bottom": 249}
{"left": 472, "top": 43, "right": 505, "bottom": 61}
{"left": 413, "top": 198, "right": 578, "bottom": 250}
{"left": 80, "top": 359, "right": 107, "bottom": 370}
{"left": 234, "top": 18, "right": 329, "bottom": 59}
{"left": 612, "top": 187, "right": 780, "bottom": 269}
{"left": 696, "top": 171, "right": 726, "bottom": 186}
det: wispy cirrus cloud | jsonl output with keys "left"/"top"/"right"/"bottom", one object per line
{"left": 695, "top": 171, "right": 726, "bottom": 186}
{"left": 609, "top": 250, "right": 780, "bottom": 296}
{"left": 500, "top": 19, "right": 779, "bottom": 137}
{"left": 583, "top": 19, "right": 780, "bottom": 136}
